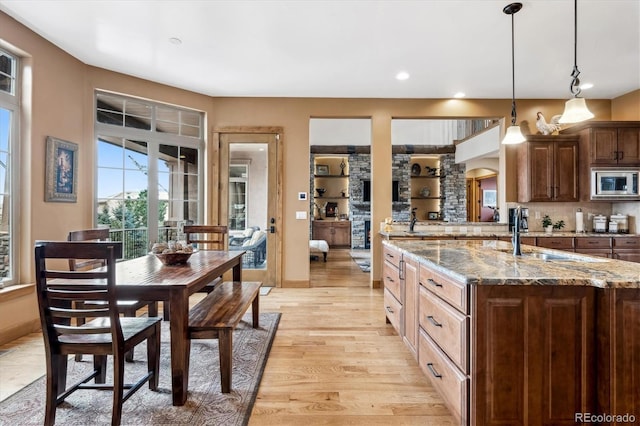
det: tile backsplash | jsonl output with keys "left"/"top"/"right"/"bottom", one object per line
{"left": 511, "top": 201, "right": 640, "bottom": 233}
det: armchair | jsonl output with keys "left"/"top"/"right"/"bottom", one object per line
{"left": 229, "top": 229, "right": 266, "bottom": 268}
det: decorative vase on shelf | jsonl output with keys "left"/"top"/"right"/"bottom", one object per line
{"left": 316, "top": 188, "right": 326, "bottom": 197}
{"left": 340, "top": 158, "right": 346, "bottom": 176}
{"left": 420, "top": 187, "right": 430, "bottom": 197}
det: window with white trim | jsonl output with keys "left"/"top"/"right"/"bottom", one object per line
{"left": 0, "top": 49, "right": 19, "bottom": 288}
{"left": 95, "top": 92, "right": 204, "bottom": 259}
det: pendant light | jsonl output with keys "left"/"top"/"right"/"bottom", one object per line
{"left": 558, "top": 0, "right": 594, "bottom": 124}
{"left": 502, "top": 2, "right": 526, "bottom": 145}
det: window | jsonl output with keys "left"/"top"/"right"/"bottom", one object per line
{"left": 95, "top": 92, "right": 203, "bottom": 259}
{"left": 0, "top": 49, "right": 18, "bottom": 288}
{"left": 229, "top": 164, "right": 248, "bottom": 231}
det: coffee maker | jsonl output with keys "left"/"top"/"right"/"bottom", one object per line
{"left": 509, "top": 207, "right": 529, "bottom": 232}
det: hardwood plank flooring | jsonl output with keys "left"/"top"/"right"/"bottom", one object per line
{"left": 251, "top": 286, "right": 456, "bottom": 425}
{"left": 1, "top": 250, "right": 456, "bottom": 424}
{"left": 309, "top": 248, "right": 370, "bottom": 287}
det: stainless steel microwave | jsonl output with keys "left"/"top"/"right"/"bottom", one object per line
{"left": 591, "top": 168, "right": 640, "bottom": 200}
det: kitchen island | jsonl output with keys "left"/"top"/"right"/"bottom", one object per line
{"left": 382, "top": 239, "right": 640, "bottom": 426}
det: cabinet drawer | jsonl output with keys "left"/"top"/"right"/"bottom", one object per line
{"left": 383, "top": 244, "right": 402, "bottom": 268}
{"left": 419, "top": 286, "right": 468, "bottom": 373}
{"left": 575, "top": 237, "right": 611, "bottom": 249}
{"left": 419, "top": 329, "right": 467, "bottom": 425}
{"left": 536, "top": 237, "right": 574, "bottom": 249}
{"left": 574, "top": 248, "right": 612, "bottom": 258}
{"left": 383, "top": 260, "right": 402, "bottom": 301}
{"left": 420, "top": 266, "right": 467, "bottom": 314}
{"left": 613, "top": 237, "right": 640, "bottom": 249}
{"left": 384, "top": 288, "right": 402, "bottom": 335}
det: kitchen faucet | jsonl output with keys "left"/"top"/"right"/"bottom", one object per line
{"left": 409, "top": 208, "right": 418, "bottom": 232}
{"left": 512, "top": 205, "right": 522, "bottom": 256}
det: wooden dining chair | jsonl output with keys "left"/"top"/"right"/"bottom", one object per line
{"left": 158, "top": 224, "right": 229, "bottom": 319}
{"left": 68, "top": 229, "right": 159, "bottom": 362}
{"left": 34, "top": 240, "right": 161, "bottom": 426}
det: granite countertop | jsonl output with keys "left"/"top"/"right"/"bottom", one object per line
{"left": 380, "top": 230, "right": 637, "bottom": 238}
{"left": 383, "top": 239, "right": 640, "bottom": 289}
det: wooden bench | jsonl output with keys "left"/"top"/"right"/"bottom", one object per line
{"left": 188, "top": 281, "right": 261, "bottom": 393}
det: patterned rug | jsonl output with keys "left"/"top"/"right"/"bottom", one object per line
{"left": 0, "top": 312, "right": 281, "bottom": 426}
{"left": 350, "top": 251, "right": 371, "bottom": 273}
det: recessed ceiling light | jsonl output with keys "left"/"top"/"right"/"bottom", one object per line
{"left": 169, "top": 37, "right": 182, "bottom": 45}
{"left": 395, "top": 71, "right": 410, "bottom": 81}
{"left": 580, "top": 83, "right": 594, "bottom": 90}
{"left": 453, "top": 92, "right": 466, "bottom": 98}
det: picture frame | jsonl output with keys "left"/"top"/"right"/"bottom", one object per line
{"left": 428, "top": 211, "right": 439, "bottom": 220}
{"left": 482, "top": 189, "right": 497, "bottom": 208}
{"left": 315, "top": 164, "right": 329, "bottom": 175}
{"left": 45, "top": 136, "right": 78, "bottom": 202}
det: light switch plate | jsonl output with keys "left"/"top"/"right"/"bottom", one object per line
{"left": 296, "top": 211, "right": 307, "bottom": 219}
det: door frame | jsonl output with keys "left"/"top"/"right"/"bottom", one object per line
{"left": 213, "top": 126, "right": 283, "bottom": 287}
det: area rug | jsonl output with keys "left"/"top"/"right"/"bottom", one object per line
{"left": 350, "top": 251, "right": 371, "bottom": 273}
{"left": 0, "top": 312, "right": 281, "bottom": 426}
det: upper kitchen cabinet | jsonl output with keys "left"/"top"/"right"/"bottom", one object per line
{"left": 517, "top": 135, "right": 579, "bottom": 202}
{"left": 562, "top": 122, "right": 640, "bottom": 166}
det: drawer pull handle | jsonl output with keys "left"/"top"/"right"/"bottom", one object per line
{"left": 386, "top": 276, "right": 395, "bottom": 283}
{"left": 427, "top": 363, "right": 442, "bottom": 379}
{"left": 427, "top": 278, "right": 443, "bottom": 288}
{"left": 427, "top": 315, "right": 443, "bottom": 327}
{"left": 386, "top": 253, "right": 395, "bottom": 259}
{"left": 386, "top": 306, "right": 394, "bottom": 314}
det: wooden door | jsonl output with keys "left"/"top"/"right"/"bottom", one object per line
{"left": 590, "top": 128, "right": 618, "bottom": 164}
{"left": 218, "top": 128, "right": 282, "bottom": 287}
{"left": 617, "top": 127, "right": 640, "bottom": 165}
{"left": 554, "top": 140, "right": 579, "bottom": 201}
{"left": 528, "top": 142, "right": 554, "bottom": 201}
{"left": 403, "top": 256, "right": 419, "bottom": 359}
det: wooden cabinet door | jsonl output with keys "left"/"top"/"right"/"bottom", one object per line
{"left": 554, "top": 140, "right": 579, "bottom": 201}
{"left": 591, "top": 127, "right": 618, "bottom": 164}
{"left": 617, "top": 128, "right": 640, "bottom": 165}
{"left": 403, "top": 256, "right": 419, "bottom": 359}
{"left": 473, "top": 285, "right": 595, "bottom": 425}
{"left": 597, "top": 289, "right": 640, "bottom": 421}
{"left": 528, "top": 142, "right": 554, "bottom": 201}
{"left": 312, "top": 222, "right": 332, "bottom": 244}
{"left": 613, "top": 289, "right": 640, "bottom": 418}
{"left": 331, "top": 222, "right": 351, "bottom": 247}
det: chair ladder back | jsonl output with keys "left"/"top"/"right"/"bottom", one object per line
{"left": 184, "top": 225, "right": 228, "bottom": 251}
{"left": 67, "top": 228, "right": 111, "bottom": 271}
{"left": 35, "top": 241, "right": 123, "bottom": 347}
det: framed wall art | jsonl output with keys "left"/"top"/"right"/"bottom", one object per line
{"left": 315, "top": 164, "right": 329, "bottom": 175}
{"left": 45, "top": 136, "right": 78, "bottom": 202}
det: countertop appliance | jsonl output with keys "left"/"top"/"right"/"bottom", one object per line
{"left": 591, "top": 168, "right": 640, "bottom": 200}
{"left": 508, "top": 207, "right": 529, "bottom": 232}
{"left": 609, "top": 214, "right": 629, "bottom": 234}
{"left": 593, "top": 215, "right": 608, "bottom": 233}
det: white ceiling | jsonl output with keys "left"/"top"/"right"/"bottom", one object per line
{"left": 1, "top": 0, "right": 638, "bottom": 100}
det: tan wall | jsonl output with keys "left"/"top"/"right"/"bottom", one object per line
{"left": 0, "top": 10, "right": 631, "bottom": 343}
{"left": 612, "top": 89, "right": 640, "bottom": 120}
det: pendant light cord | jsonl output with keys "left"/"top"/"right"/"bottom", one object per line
{"left": 510, "top": 11, "right": 517, "bottom": 126}
{"left": 569, "top": 0, "right": 582, "bottom": 97}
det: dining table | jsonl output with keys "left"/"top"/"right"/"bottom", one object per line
{"left": 109, "top": 250, "right": 244, "bottom": 406}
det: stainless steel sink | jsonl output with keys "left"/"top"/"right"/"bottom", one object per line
{"left": 522, "top": 252, "right": 604, "bottom": 263}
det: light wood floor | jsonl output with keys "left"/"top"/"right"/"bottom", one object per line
{"left": 0, "top": 251, "right": 456, "bottom": 424}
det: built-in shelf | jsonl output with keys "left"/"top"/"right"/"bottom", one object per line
{"left": 411, "top": 175, "right": 441, "bottom": 179}
{"left": 314, "top": 196, "right": 349, "bottom": 199}
{"left": 411, "top": 196, "right": 442, "bottom": 200}
{"left": 314, "top": 174, "right": 349, "bottom": 178}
